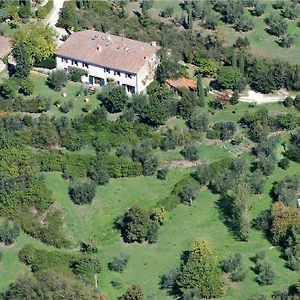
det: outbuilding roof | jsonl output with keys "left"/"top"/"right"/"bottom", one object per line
{"left": 166, "top": 77, "right": 197, "bottom": 90}
{"left": 0, "top": 36, "right": 12, "bottom": 58}
{"left": 56, "top": 30, "right": 159, "bottom": 74}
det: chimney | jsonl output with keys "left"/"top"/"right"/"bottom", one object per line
{"left": 97, "top": 45, "right": 102, "bottom": 52}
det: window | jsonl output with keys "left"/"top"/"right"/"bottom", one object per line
{"left": 125, "top": 73, "right": 132, "bottom": 79}
{"left": 83, "top": 63, "right": 89, "bottom": 68}
{"left": 104, "top": 68, "right": 110, "bottom": 73}
{"left": 71, "top": 60, "right": 78, "bottom": 66}
{"left": 114, "top": 70, "right": 121, "bottom": 76}
{"left": 128, "top": 86, "right": 135, "bottom": 94}
{"left": 61, "top": 58, "right": 68, "bottom": 63}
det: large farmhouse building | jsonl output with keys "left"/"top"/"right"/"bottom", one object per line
{"left": 56, "top": 30, "right": 159, "bottom": 94}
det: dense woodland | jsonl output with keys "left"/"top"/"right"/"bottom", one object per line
{"left": 0, "top": 0, "right": 299, "bottom": 299}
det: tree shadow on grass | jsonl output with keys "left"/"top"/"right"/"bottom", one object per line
{"left": 215, "top": 195, "right": 238, "bottom": 237}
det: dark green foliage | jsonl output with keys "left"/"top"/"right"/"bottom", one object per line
{"left": 70, "top": 256, "right": 101, "bottom": 283}
{"left": 57, "top": 1, "right": 77, "bottom": 29}
{"left": 47, "top": 71, "right": 68, "bottom": 91}
{"left": 197, "top": 72, "right": 205, "bottom": 107}
{"left": 281, "top": 3, "right": 297, "bottom": 20}
{"left": 0, "top": 220, "right": 20, "bottom": 245}
{"left": 178, "top": 91, "right": 199, "bottom": 119}
{"left": 280, "top": 34, "right": 295, "bottom": 48}
{"left": 234, "top": 16, "right": 254, "bottom": 32}
{"left": 247, "top": 294, "right": 267, "bottom": 300}
{"left": 278, "top": 157, "right": 290, "bottom": 170}
{"left": 252, "top": 1, "right": 266, "bottom": 16}
{"left": 60, "top": 99, "right": 74, "bottom": 113}
{"left": 118, "top": 284, "right": 144, "bottom": 300}
{"left": 210, "top": 121, "right": 236, "bottom": 141}
{"left": 256, "top": 153, "right": 276, "bottom": 176}
{"left": 88, "top": 158, "right": 110, "bottom": 185}
{"left": 265, "top": 14, "right": 288, "bottom": 36}
{"left": 294, "top": 95, "right": 300, "bottom": 110}
{"left": 108, "top": 253, "right": 130, "bottom": 272}
{"left": 18, "top": 78, "right": 34, "bottom": 96}
{"left": 13, "top": 42, "right": 33, "bottom": 78}
{"left": 230, "top": 91, "right": 239, "bottom": 105}
{"left": 180, "top": 184, "right": 198, "bottom": 205}
{"left": 156, "top": 51, "right": 187, "bottom": 83}
{"left": 272, "top": 175, "right": 300, "bottom": 206}
{"left": 68, "top": 179, "right": 96, "bottom": 205}
{"left": 161, "top": 267, "right": 180, "bottom": 293}
{"left": 255, "top": 260, "right": 276, "bottom": 285}
{"left": 217, "top": 66, "right": 241, "bottom": 90}
{"left": 67, "top": 67, "right": 88, "bottom": 82}
{"left": 99, "top": 85, "right": 128, "bottom": 113}
{"left": 119, "top": 206, "right": 159, "bottom": 244}
{"left": 181, "top": 143, "right": 199, "bottom": 161}
{"left": 221, "top": 253, "right": 242, "bottom": 273}
{"left": 34, "top": 56, "right": 56, "bottom": 69}
{"left": 0, "top": 95, "right": 51, "bottom": 113}
{"left": 188, "top": 111, "right": 208, "bottom": 131}
{"left": 157, "top": 168, "right": 168, "bottom": 180}
{"left": 283, "top": 96, "right": 294, "bottom": 107}
{"left": 3, "top": 270, "right": 95, "bottom": 300}
{"left": 249, "top": 169, "right": 265, "bottom": 194}
{"left": 0, "top": 77, "right": 18, "bottom": 99}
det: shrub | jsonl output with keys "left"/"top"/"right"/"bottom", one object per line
{"left": 180, "top": 184, "right": 198, "bottom": 205}
{"left": 150, "top": 207, "right": 168, "bottom": 225}
{"left": 108, "top": 253, "right": 130, "bottom": 272}
{"left": 68, "top": 67, "right": 88, "bottom": 82}
{"left": 181, "top": 143, "right": 199, "bottom": 161}
{"left": 278, "top": 157, "right": 290, "bottom": 170}
{"left": 34, "top": 56, "right": 56, "bottom": 69}
{"left": 221, "top": 253, "right": 242, "bottom": 273}
{"left": 0, "top": 220, "right": 20, "bottom": 245}
{"left": 68, "top": 179, "right": 96, "bottom": 205}
{"left": 99, "top": 85, "right": 128, "bottom": 113}
{"left": 111, "top": 278, "right": 123, "bottom": 289}
{"left": 252, "top": 251, "right": 266, "bottom": 263}
{"left": 230, "top": 266, "right": 246, "bottom": 282}
{"left": 283, "top": 96, "right": 294, "bottom": 108}
{"left": 293, "top": 95, "right": 300, "bottom": 110}
{"left": 256, "top": 261, "right": 276, "bottom": 285}
{"left": 47, "top": 70, "right": 68, "bottom": 91}
{"left": 0, "top": 78, "right": 18, "bottom": 98}
{"left": 18, "top": 78, "right": 34, "bottom": 96}
{"left": 60, "top": 99, "right": 74, "bottom": 113}
{"left": 157, "top": 168, "right": 168, "bottom": 180}
{"left": 23, "top": 115, "right": 34, "bottom": 126}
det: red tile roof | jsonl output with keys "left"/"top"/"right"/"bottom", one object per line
{"left": 56, "top": 30, "right": 159, "bottom": 74}
{"left": 0, "top": 36, "right": 12, "bottom": 58}
{"left": 166, "top": 78, "right": 197, "bottom": 90}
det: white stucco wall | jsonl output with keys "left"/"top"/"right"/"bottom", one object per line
{"left": 55, "top": 55, "right": 158, "bottom": 94}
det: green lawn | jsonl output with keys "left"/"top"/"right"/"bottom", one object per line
{"left": 29, "top": 72, "right": 100, "bottom": 118}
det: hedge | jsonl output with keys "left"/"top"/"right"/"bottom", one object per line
{"left": 36, "top": 0, "right": 53, "bottom": 19}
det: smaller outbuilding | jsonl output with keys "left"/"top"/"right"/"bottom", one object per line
{"left": 166, "top": 77, "right": 197, "bottom": 91}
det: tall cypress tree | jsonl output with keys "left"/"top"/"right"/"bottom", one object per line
{"left": 188, "top": 4, "right": 193, "bottom": 30}
{"left": 232, "top": 50, "right": 237, "bottom": 68}
{"left": 238, "top": 54, "right": 245, "bottom": 78}
{"left": 197, "top": 73, "right": 205, "bottom": 107}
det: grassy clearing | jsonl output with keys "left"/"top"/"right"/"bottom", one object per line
{"left": 29, "top": 73, "right": 100, "bottom": 118}
{"left": 98, "top": 163, "right": 300, "bottom": 299}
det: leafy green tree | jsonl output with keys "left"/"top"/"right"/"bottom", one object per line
{"left": 13, "top": 23, "right": 55, "bottom": 64}
{"left": 108, "top": 253, "right": 130, "bottom": 272}
{"left": 88, "top": 158, "right": 110, "bottom": 185}
{"left": 234, "top": 16, "right": 254, "bottom": 32}
{"left": 256, "top": 261, "right": 276, "bottom": 285}
{"left": 57, "top": 1, "right": 77, "bottom": 29}
{"left": 68, "top": 179, "right": 96, "bottom": 205}
{"left": 230, "top": 91, "right": 239, "bottom": 105}
{"left": 217, "top": 66, "right": 241, "bottom": 90}
{"left": 119, "top": 206, "right": 158, "bottom": 243}
{"left": 13, "top": 42, "right": 33, "bottom": 78}
{"left": 178, "top": 91, "right": 199, "bottom": 119}
{"left": 194, "top": 57, "right": 218, "bottom": 77}
{"left": 266, "top": 14, "right": 288, "bottom": 36}
{"left": 181, "top": 143, "right": 199, "bottom": 161}
{"left": 252, "top": 1, "right": 266, "bottom": 16}
{"left": 0, "top": 220, "right": 20, "bottom": 245}
{"left": 180, "top": 185, "right": 198, "bottom": 205}
{"left": 47, "top": 71, "right": 68, "bottom": 91}
{"left": 188, "top": 111, "right": 208, "bottom": 131}
{"left": 177, "top": 239, "right": 223, "bottom": 298}
{"left": 282, "top": 4, "right": 297, "bottom": 20}
{"left": 99, "top": 85, "right": 128, "bottom": 113}
{"left": 280, "top": 34, "right": 295, "bottom": 48}
{"left": 0, "top": 77, "right": 18, "bottom": 98}
{"left": 118, "top": 284, "right": 144, "bottom": 300}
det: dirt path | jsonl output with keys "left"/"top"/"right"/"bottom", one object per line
{"left": 163, "top": 159, "right": 210, "bottom": 170}
{"left": 44, "top": 0, "right": 67, "bottom": 43}
{"left": 239, "top": 89, "right": 290, "bottom": 104}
